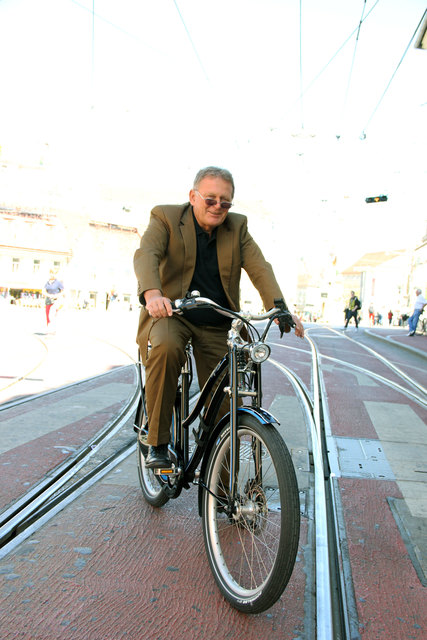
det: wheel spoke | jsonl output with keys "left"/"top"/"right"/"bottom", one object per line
{"left": 202, "top": 417, "right": 300, "bottom": 612}
{"left": 210, "top": 432, "right": 281, "bottom": 587}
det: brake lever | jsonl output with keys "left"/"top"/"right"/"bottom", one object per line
{"left": 172, "top": 290, "right": 201, "bottom": 313}
{"left": 273, "top": 298, "right": 295, "bottom": 338}
{"left": 278, "top": 311, "right": 295, "bottom": 338}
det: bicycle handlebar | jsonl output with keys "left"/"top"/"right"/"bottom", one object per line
{"left": 171, "top": 292, "right": 296, "bottom": 334}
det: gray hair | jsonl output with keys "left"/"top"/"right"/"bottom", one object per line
{"left": 193, "top": 166, "right": 235, "bottom": 198}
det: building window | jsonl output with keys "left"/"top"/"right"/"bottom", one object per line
{"left": 53, "top": 261, "right": 61, "bottom": 271}
{"left": 33, "top": 259, "right": 40, "bottom": 273}
{"left": 12, "top": 258, "right": 20, "bottom": 272}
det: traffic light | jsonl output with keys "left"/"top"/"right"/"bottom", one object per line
{"left": 365, "top": 195, "right": 388, "bottom": 203}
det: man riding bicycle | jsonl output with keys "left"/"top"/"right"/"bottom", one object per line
{"left": 134, "top": 166, "right": 304, "bottom": 469}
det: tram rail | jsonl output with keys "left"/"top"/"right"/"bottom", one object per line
{"left": 0, "top": 368, "right": 140, "bottom": 554}
{"left": 0, "top": 322, "right": 425, "bottom": 637}
{"left": 271, "top": 323, "right": 427, "bottom": 639}
{"left": 0, "top": 364, "right": 199, "bottom": 558}
{"left": 0, "top": 365, "right": 136, "bottom": 413}
{"left": 0, "top": 333, "right": 48, "bottom": 395}
{"left": 329, "top": 326, "right": 427, "bottom": 397}
{"left": 272, "top": 331, "right": 349, "bottom": 640}
{"left": 0, "top": 315, "right": 138, "bottom": 407}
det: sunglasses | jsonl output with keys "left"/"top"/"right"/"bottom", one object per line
{"left": 195, "top": 190, "right": 233, "bottom": 210}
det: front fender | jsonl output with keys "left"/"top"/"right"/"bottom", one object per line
{"left": 237, "top": 405, "right": 279, "bottom": 426}
{"left": 212, "top": 406, "right": 279, "bottom": 435}
{"left": 197, "top": 406, "right": 279, "bottom": 516}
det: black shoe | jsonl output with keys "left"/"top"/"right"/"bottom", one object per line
{"left": 145, "top": 444, "right": 171, "bottom": 469}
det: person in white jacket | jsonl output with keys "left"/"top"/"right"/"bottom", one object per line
{"left": 407, "top": 289, "right": 426, "bottom": 336}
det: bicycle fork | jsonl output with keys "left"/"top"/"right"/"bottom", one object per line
{"left": 226, "top": 342, "right": 263, "bottom": 504}
{"left": 228, "top": 344, "right": 239, "bottom": 503}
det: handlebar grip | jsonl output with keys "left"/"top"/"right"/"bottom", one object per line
{"left": 171, "top": 299, "right": 183, "bottom": 312}
{"left": 171, "top": 291, "right": 200, "bottom": 312}
{"left": 273, "top": 298, "right": 295, "bottom": 337}
{"left": 278, "top": 311, "right": 295, "bottom": 338}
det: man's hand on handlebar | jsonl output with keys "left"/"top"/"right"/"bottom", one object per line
{"left": 272, "top": 299, "right": 304, "bottom": 339}
{"left": 274, "top": 313, "right": 304, "bottom": 339}
{"left": 144, "top": 289, "right": 173, "bottom": 318}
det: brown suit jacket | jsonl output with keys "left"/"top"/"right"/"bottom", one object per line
{"left": 134, "top": 203, "right": 283, "bottom": 342}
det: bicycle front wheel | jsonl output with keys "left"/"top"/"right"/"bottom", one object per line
{"left": 201, "top": 414, "right": 300, "bottom": 613}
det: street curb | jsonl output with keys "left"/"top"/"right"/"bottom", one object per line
{"left": 365, "top": 329, "right": 427, "bottom": 360}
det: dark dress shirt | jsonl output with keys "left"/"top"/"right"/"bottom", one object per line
{"left": 183, "top": 213, "right": 230, "bottom": 326}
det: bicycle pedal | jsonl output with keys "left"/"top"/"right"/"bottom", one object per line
{"left": 153, "top": 464, "right": 177, "bottom": 476}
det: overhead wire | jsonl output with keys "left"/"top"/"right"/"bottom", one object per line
{"left": 339, "top": 0, "right": 367, "bottom": 132}
{"left": 91, "top": 0, "right": 94, "bottom": 106}
{"left": 68, "top": 0, "right": 210, "bottom": 81}
{"left": 286, "top": 0, "right": 380, "bottom": 118}
{"left": 361, "top": 8, "right": 427, "bottom": 136}
{"left": 173, "top": 0, "right": 211, "bottom": 85}
{"left": 299, "top": 0, "right": 304, "bottom": 129}
{"left": 67, "top": 0, "right": 166, "bottom": 55}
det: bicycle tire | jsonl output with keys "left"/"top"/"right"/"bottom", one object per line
{"left": 136, "top": 388, "right": 174, "bottom": 508}
{"left": 201, "top": 414, "right": 300, "bottom": 613}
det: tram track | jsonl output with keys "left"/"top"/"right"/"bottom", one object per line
{"left": 0, "top": 367, "right": 140, "bottom": 556}
{"left": 327, "top": 326, "right": 427, "bottom": 397}
{"left": 0, "top": 323, "right": 425, "bottom": 636}
{"left": 272, "top": 324, "right": 427, "bottom": 639}
{"left": 0, "top": 333, "right": 49, "bottom": 395}
{"left": 0, "top": 365, "right": 136, "bottom": 412}
{"left": 0, "top": 317, "right": 142, "bottom": 554}
{"left": 0, "top": 362, "right": 201, "bottom": 560}
{"left": 272, "top": 335, "right": 349, "bottom": 640}
{"left": 0, "top": 314, "right": 138, "bottom": 407}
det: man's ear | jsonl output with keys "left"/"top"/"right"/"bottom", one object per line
{"left": 189, "top": 189, "right": 196, "bottom": 205}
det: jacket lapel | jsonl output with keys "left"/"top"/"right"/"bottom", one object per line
{"left": 179, "top": 204, "right": 197, "bottom": 295}
{"left": 216, "top": 219, "right": 233, "bottom": 293}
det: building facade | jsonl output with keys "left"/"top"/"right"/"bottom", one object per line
{"left": 0, "top": 207, "right": 140, "bottom": 310}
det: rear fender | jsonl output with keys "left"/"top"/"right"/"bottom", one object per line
{"left": 133, "top": 396, "right": 144, "bottom": 435}
{"left": 197, "top": 406, "right": 279, "bottom": 515}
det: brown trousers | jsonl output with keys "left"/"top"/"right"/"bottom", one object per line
{"left": 138, "top": 314, "right": 229, "bottom": 446}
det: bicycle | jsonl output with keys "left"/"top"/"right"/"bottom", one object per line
{"left": 133, "top": 292, "right": 300, "bottom": 613}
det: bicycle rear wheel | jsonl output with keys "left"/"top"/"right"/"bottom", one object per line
{"left": 201, "top": 414, "right": 300, "bottom": 613}
{"left": 136, "top": 389, "right": 175, "bottom": 508}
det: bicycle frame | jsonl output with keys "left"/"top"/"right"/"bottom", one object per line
{"left": 162, "top": 316, "right": 279, "bottom": 507}
{"left": 136, "top": 294, "right": 295, "bottom": 503}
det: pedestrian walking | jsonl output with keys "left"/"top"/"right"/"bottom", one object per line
{"left": 344, "top": 291, "right": 361, "bottom": 330}
{"left": 43, "top": 271, "right": 64, "bottom": 332}
{"left": 368, "top": 303, "right": 375, "bottom": 326}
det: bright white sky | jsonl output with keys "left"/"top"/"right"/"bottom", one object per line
{"left": 0, "top": 0, "right": 426, "bottom": 276}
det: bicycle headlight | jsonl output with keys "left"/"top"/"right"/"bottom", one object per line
{"left": 249, "top": 342, "right": 271, "bottom": 363}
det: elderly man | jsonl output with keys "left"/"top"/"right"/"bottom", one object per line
{"left": 407, "top": 288, "right": 426, "bottom": 336}
{"left": 134, "top": 166, "right": 304, "bottom": 468}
